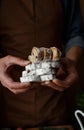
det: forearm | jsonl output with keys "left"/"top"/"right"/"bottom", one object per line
{"left": 65, "top": 46, "right": 84, "bottom": 65}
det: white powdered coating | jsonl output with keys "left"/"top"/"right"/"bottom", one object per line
{"left": 20, "top": 75, "right": 41, "bottom": 82}
{"left": 41, "top": 74, "right": 54, "bottom": 81}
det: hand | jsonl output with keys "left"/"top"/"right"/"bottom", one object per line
{"left": 0, "top": 55, "right": 33, "bottom": 94}
{"left": 41, "top": 57, "right": 79, "bottom": 91}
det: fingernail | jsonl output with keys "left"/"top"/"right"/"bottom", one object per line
{"left": 24, "top": 60, "right": 30, "bottom": 64}
{"left": 45, "top": 81, "right": 49, "bottom": 84}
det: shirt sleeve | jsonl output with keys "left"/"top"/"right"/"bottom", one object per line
{"left": 63, "top": 0, "right": 84, "bottom": 53}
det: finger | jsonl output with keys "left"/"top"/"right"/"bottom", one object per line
{"left": 10, "top": 82, "right": 42, "bottom": 94}
{"left": 56, "top": 67, "right": 67, "bottom": 80}
{"left": 1, "top": 74, "right": 31, "bottom": 89}
{"left": 6, "top": 55, "right": 30, "bottom": 67}
{"left": 3, "top": 80, "right": 31, "bottom": 89}
{"left": 53, "top": 78, "right": 69, "bottom": 88}
{"left": 1, "top": 73, "right": 42, "bottom": 90}
{"left": 10, "top": 82, "right": 31, "bottom": 89}
{"left": 9, "top": 87, "right": 30, "bottom": 94}
{"left": 65, "top": 72, "right": 79, "bottom": 86}
{"left": 41, "top": 81, "right": 64, "bottom": 91}
{"left": 53, "top": 72, "right": 78, "bottom": 88}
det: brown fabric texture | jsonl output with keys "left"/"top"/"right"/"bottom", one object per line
{"left": 0, "top": 0, "right": 68, "bottom": 127}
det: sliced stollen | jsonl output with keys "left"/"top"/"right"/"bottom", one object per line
{"left": 20, "top": 46, "right": 62, "bottom": 82}
{"left": 25, "top": 63, "right": 36, "bottom": 71}
{"left": 28, "top": 47, "right": 44, "bottom": 63}
{"left": 22, "top": 70, "right": 36, "bottom": 77}
{"left": 20, "top": 75, "right": 41, "bottom": 82}
{"left": 50, "top": 47, "right": 62, "bottom": 60}
{"left": 40, "top": 74, "right": 54, "bottom": 81}
{"left": 41, "top": 61, "right": 60, "bottom": 68}
{"left": 35, "top": 68, "right": 55, "bottom": 76}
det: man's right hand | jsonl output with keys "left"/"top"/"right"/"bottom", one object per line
{"left": 0, "top": 55, "right": 33, "bottom": 94}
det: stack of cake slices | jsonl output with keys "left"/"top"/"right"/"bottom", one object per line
{"left": 20, "top": 47, "right": 61, "bottom": 82}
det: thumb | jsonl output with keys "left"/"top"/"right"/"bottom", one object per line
{"left": 7, "top": 55, "right": 30, "bottom": 66}
{"left": 56, "top": 67, "right": 67, "bottom": 80}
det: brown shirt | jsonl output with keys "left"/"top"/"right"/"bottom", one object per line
{"left": 0, "top": 0, "right": 68, "bottom": 127}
